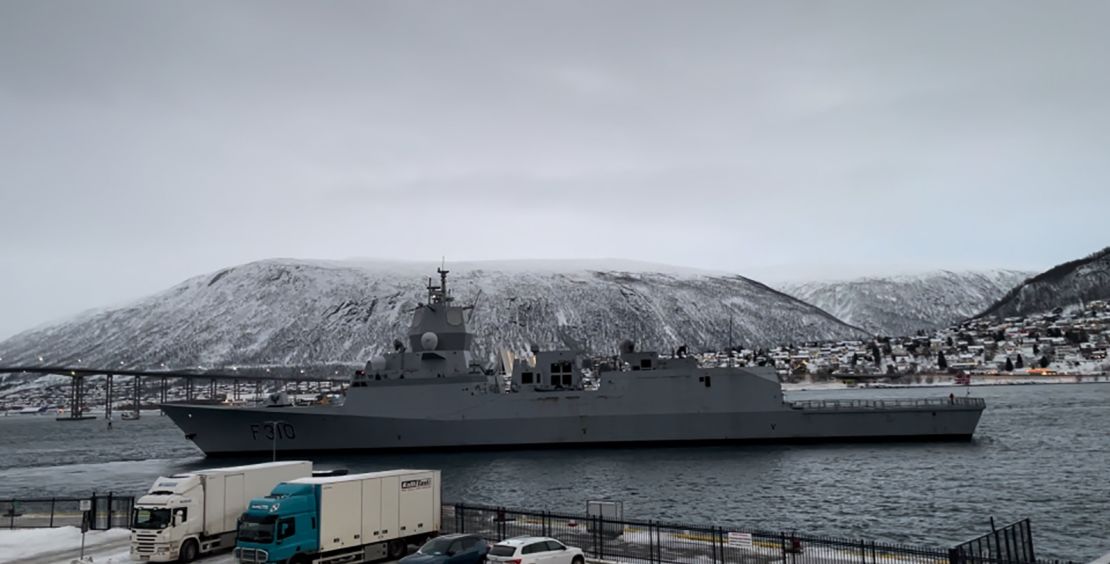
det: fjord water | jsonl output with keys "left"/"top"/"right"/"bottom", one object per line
{"left": 1, "top": 384, "right": 1106, "bottom": 561}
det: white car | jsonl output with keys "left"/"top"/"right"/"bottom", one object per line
{"left": 486, "top": 536, "right": 585, "bottom": 564}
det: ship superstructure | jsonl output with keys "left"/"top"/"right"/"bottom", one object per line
{"left": 162, "top": 269, "right": 984, "bottom": 456}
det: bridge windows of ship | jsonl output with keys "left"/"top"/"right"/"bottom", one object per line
{"left": 521, "top": 372, "right": 534, "bottom": 384}
{"left": 549, "top": 361, "right": 573, "bottom": 388}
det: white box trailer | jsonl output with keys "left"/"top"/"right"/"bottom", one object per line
{"left": 283, "top": 469, "right": 441, "bottom": 562}
{"left": 200, "top": 461, "right": 315, "bottom": 536}
{"left": 131, "top": 460, "right": 312, "bottom": 562}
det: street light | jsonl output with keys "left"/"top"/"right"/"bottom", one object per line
{"left": 264, "top": 420, "right": 285, "bottom": 462}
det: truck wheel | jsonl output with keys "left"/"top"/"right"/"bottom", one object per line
{"left": 388, "top": 539, "right": 406, "bottom": 559}
{"left": 571, "top": 556, "right": 584, "bottom": 564}
{"left": 179, "top": 539, "right": 199, "bottom": 563}
{"left": 289, "top": 555, "right": 310, "bottom": 564}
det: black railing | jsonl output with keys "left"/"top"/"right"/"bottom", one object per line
{"left": 2, "top": 496, "right": 1077, "bottom": 564}
{"left": 1, "top": 494, "right": 133, "bottom": 530}
{"left": 445, "top": 504, "right": 1078, "bottom": 564}
{"left": 445, "top": 503, "right": 957, "bottom": 564}
{"left": 949, "top": 518, "right": 1054, "bottom": 564}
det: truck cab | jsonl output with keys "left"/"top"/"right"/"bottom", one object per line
{"left": 131, "top": 474, "right": 207, "bottom": 562}
{"left": 235, "top": 482, "right": 319, "bottom": 564}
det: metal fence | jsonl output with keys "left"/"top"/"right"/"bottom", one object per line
{"left": 444, "top": 503, "right": 956, "bottom": 564}
{"left": 0, "top": 496, "right": 1076, "bottom": 564}
{"left": 949, "top": 519, "right": 1040, "bottom": 564}
{"left": 1, "top": 494, "right": 133, "bottom": 530}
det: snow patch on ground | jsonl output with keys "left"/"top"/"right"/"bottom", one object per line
{"left": 0, "top": 526, "right": 129, "bottom": 563}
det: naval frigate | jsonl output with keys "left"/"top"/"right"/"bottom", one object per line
{"left": 162, "top": 268, "right": 985, "bottom": 456}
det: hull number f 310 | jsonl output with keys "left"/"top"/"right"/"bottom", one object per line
{"left": 250, "top": 422, "right": 296, "bottom": 440}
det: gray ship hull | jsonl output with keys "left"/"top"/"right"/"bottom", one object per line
{"left": 160, "top": 268, "right": 986, "bottom": 457}
{"left": 162, "top": 399, "right": 984, "bottom": 456}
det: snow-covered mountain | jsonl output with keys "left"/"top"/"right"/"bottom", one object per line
{"left": 978, "top": 247, "right": 1110, "bottom": 319}
{"left": 0, "top": 259, "right": 867, "bottom": 372}
{"left": 779, "top": 270, "right": 1033, "bottom": 336}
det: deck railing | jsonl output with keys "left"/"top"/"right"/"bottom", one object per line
{"left": 789, "top": 397, "right": 986, "bottom": 410}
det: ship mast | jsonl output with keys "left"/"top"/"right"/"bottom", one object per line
{"left": 439, "top": 267, "right": 450, "bottom": 302}
{"left": 425, "top": 268, "right": 453, "bottom": 305}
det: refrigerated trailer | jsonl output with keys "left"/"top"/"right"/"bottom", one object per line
{"left": 235, "top": 469, "right": 441, "bottom": 564}
{"left": 130, "top": 461, "right": 313, "bottom": 562}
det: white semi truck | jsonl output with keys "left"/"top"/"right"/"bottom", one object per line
{"left": 130, "top": 460, "right": 313, "bottom": 562}
{"left": 235, "top": 469, "right": 442, "bottom": 564}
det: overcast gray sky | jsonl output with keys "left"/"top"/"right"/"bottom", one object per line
{"left": 1, "top": 0, "right": 1109, "bottom": 339}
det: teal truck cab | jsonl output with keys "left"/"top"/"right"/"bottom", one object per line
{"left": 235, "top": 469, "right": 442, "bottom": 564}
{"left": 236, "top": 482, "right": 318, "bottom": 564}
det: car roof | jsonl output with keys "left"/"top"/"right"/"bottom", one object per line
{"left": 497, "top": 537, "right": 555, "bottom": 546}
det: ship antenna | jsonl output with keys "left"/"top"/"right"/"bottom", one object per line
{"left": 438, "top": 265, "right": 451, "bottom": 303}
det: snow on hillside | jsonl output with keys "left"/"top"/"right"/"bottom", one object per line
{"left": 0, "top": 259, "right": 867, "bottom": 373}
{"left": 780, "top": 270, "right": 1033, "bottom": 336}
{"left": 978, "top": 246, "right": 1110, "bottom": 319}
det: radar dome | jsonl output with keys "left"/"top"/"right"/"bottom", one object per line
{"left": 421, "top": 331, "right": 439, "bottom": 350}
{"left": 370, "top": 355, "right": 387, "bottom": 371}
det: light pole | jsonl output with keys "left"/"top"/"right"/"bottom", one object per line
{"left": 264, "top": 420, "right": 284, "bottom": 462}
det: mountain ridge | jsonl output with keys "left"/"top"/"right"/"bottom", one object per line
{"left": 977, "top": 247, "right": 1110, "bottom": 318}
{"left": 780, "top": 269, "right": 1034, "bottom": 336}
{"left": 0, "top": 258, "right": 869, "bottom": 371}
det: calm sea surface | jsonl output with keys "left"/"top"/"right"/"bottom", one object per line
{"left": 0, "top": 384, "right": 1107, "bottom": 561}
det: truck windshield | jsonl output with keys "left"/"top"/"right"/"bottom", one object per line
{"left": 238, "top": 514, "right": 276, "bottom": 543}
{"left": 132, "top": 508, "right": 171, "bottom": 530}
